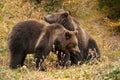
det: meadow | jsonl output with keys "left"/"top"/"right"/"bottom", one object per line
{"left": 0, "top": 0, "right": 120, "bottom": 80}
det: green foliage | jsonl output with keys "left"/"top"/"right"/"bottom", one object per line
{"left": 98, "top": 0, "right": 120, "bottom": 21}
{"left": 29, "top": 0, "right": 97, "bottom": 18}
{"left": 29, "top": 0, "right": 63, "bottom": 13}
{"left": 43, "top": 0, "right": 63, "bottom": 13}
{"left": 103, "top": 67, "right": 120, "bottom": 80}
{"left": 116, "top": 51, "right": 120, "bottom": 54}
{"left": 103, "top": 60, "right": 120, "bottom": 80}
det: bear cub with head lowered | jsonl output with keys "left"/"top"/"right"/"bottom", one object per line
{"left": 44, "top": 9, "right": 101, "bottom": 65}
{"left": 8, "top": 20, "right": 79, "bottom": 71}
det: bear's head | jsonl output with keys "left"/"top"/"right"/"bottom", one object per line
{"left": 44, "top": 9, "right": 76, "bottom": 31}
{"left": 55, "top": 30, "right": 80, "bottom": 54}
{"left": 44, "top": 9, "right": 72, "bottom": 24}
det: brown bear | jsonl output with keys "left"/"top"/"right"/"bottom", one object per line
{"left": 8, "top": 20, "right": 80, "bottom": 71}
{"left": 44, "top": 9, "right": 101, "bottom": 65}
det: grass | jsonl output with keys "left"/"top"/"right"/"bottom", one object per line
{"left": 0, "top": 0, "right": 120, "bottom": 80}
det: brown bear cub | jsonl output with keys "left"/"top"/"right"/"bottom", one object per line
{"left": 8, "top": 20, "right": 80, "bottom": 71}
{"left": 44, "top": 9, "right": 101, "bottom": 65}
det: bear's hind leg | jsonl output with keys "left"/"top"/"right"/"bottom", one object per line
{"left": 86, "top": 39, "right": 100, "bottom": 61}
{"left": 20, "top": 52, "right": 27, "bottom": 67}
{"left": 9, "top": 51, "right": 27, "bottom": 69}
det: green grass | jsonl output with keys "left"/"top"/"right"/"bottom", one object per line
{"left": 0, "top": 0, "right": 120, "bottom": 80}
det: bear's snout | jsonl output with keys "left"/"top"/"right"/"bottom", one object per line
{"left": 69, "top": 46, "right": 80, "bottom": 54}
{"left": 74, "top": 46, "right": 80, "bottom": 54}
{"left": 44, "top": 14, "right": 55, "bottom": 24}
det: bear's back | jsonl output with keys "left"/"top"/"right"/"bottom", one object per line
{"left": 8, "top": 20, "right": 45, "bottom": 53}
{"left": 10, "top": 20, "right": 44, "bottom": 38}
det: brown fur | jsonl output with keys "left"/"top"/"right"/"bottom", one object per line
{"left": 44, "top": 9, "right": 101, "bottom": 64}
{"left": 8, "top": 20, "right": 80, "bottom": 71}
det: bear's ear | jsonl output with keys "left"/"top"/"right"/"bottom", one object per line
{"left": 74, "top": 31, "right": 78, "bottom": 35}
{"left": 65, "top": 31, "right": 72, "bottom": 40}
{"left": 62, "top": 12, "right": 69, "bottom": 18}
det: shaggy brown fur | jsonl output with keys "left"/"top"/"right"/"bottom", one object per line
{"left": 8, "top": 20, "right": 80, "bottom": 71}
{"left": 44, "top": 9, "right": 101, "bottom": 65}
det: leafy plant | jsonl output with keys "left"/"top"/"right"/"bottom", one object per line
{"left": 98, "top": 0, "right": 120, "bottom": 21}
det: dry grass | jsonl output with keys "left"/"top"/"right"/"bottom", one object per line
{"left": 0, "top": 0, "right": 120, "bottom": 80}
